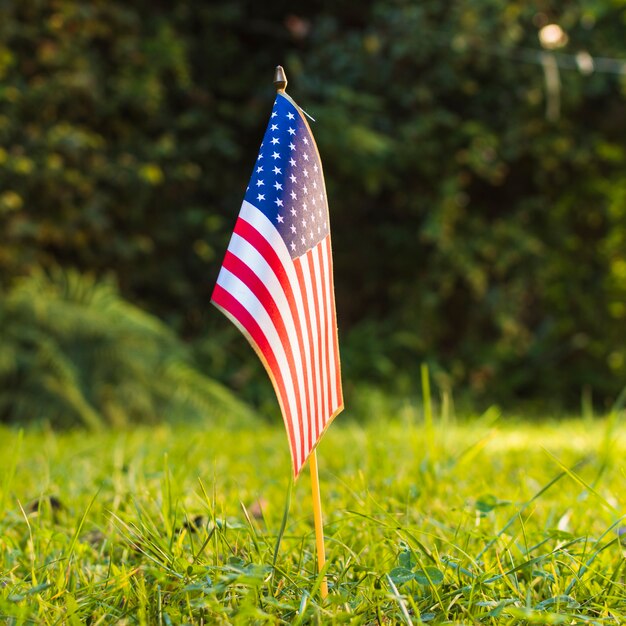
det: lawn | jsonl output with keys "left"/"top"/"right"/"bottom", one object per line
{"left": 1, "top": 408, "right": 625, "bottom": 624}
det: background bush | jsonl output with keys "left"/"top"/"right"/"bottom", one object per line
{"left": 1, "top": 0, "right": 625, "bottom": 413}
{"left": 0, "top": 269, "right": 254, "bottom": 427}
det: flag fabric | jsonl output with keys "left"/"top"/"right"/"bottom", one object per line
{"left": 211, "top": 92, "right": 343, "bottom": 476}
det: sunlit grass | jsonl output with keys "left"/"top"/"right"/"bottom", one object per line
{"left": 1, "top": 408, "right": 625, "bottom": 623}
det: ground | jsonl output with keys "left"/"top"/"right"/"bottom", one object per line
{"left": 1, "top": 409, "right": 625, "bottom": 624}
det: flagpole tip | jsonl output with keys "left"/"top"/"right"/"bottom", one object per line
{"left": 273, "top": 65, "right": 288, "bottom": 93}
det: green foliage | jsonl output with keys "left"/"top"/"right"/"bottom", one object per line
{"left": 296, "top": 2, "right": 626, "bottom": 405}
{"left": 0, "top": 269, "right": 254, "bottom": 427}
{"left": 1, "top": 414, "right": 626, "bottom": 622}
{"left": 1, "top": 1, "right": 626, "bottom": 406}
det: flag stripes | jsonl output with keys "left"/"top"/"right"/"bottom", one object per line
{"left": 294, "top": 260, "right": 319, "bottom": 447}
{"left": 212, "top": 201, "right": 342, "bottom": 475}
{"left": 211, "top": 283, "right": 298, "bottom": 454}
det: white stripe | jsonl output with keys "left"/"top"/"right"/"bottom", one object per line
{"left": 216, "top": 266, "right": 302, "bottom": 470}
{"left": 300, "top": 253, "right": 323, "bottom": 438}
{"left": 239, "top": 201, "right": 317, "bottom": 454}
{"left": 320, "top": 238, "right": 338, "bottom": 411}
{"left": 312, "top": 247, "right": 330, "bottom": 428}
{"left": 240, "top": 201, "right": 295, "bottom": 280}
{"left": 227, "top": 232, "right": 310, "bottom": 433}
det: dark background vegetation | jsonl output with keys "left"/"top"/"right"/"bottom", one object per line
{"left": 1, "top": 0, "right": 626, "bottom": 424}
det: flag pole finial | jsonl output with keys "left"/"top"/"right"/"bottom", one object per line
{"left": 273, "top": 65, "right": 288, "bottom": 93}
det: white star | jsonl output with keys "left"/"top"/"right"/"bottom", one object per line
{"left": 312, "top": 180, "right": 317, "bottom": 189}
{"left": 257, "top": 153, "right": 263, "bottom": 160}
{"left": 275, "top": 198, "right": 283, "bottom": 207}
{"left": 314, "top": 164, "right": 318, "bottom": 173}
{"left": 288, "top": 127, "right": 296, "bottom": 135}
{"left": 271, "top": 111, "right": 278, "bottom": 118}
{"left": 289, "top": 142, "right": 296, "bottom": 151}
{"left": 256, "top": 179, "right": 264, "bottom": 187}
{"left": 302, "top": 153, "right": 309, "bottom": 161}
{"left": 290, "top": 190, "right": 297, "bottom": 200}
{"left": 303, "top": 169, "right": 309, "bottom": 178}
{"left": 273, "top": 166, "right": 282, "bottom": 175}
{"left": 271, "top": 123, "right": 278, "bottom": 131}
{"left": 256, "top": 165, "right": 263, "bottom": 173}
{"left": 318, "top": 210, "right": 322, "bottom": 218}
{"left": 274, "top": 181, "right": 283, "bottom": 191}
{"left": 318, "top": 225, "right": 321, "bottom": 233}
{"left": 303, "top": 137, "right": 309, "bottom": 145}
{"left": 290, "top": 241, "right": 296, "bottom": 251}
{"left": 289, "top": 158, "right": 296, "bottom": 166}
{"left": 303, "top": 185, "right": 308, "bottom": 195}
{"left": 290, "top": 208, "right": 296, "bottom": 216}
{"left": 301, "top": 235, "right": 306, "bottom": 244}
{"left": 290, "top": 174, "right": 296, "bottom": 183}
{"left": 272, "top": 151, "right": 280, "bottom": 159}
{"left": 287, "top": 111, "right": 295, "bottom": 120}
{"left": 257, "top": 193, "right": 265, "bottom": 201}
{"left": 303, "top": 202, "right": 308, "bottom": 211}
{"left": 290, "top": 224, "right": 296, "bottom": 233}
{"left": 324, "top": 221, "right": 327, "bottom": 229}
{"left": 277, "top": 214, "right": 284, "bottom": 223}
{"left": 319, "top": 193, "right": 324, "bottom": 202}
{"left": 310, "top": 230, "right": 314, "bottom": 239}
{"left": 271, "top": 137, "right": 279, "bottom": 145}
{"left": 301, "top": 218, "right": 307, "bottom": 228}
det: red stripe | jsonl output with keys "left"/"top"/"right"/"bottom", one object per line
{"left": 211, "top": 284, "right": 298, "bottom": 462}
{"left": 318, "top": 242, "right": 333, "bottom": 416}
{"left": 312, "top": 246, "right": 329, "bottom": 426}
{"left": 326, "top": 236, "right": 343, "bottom": 406}
{"left": 221, "top": 250, "right": 305, "bottom": 462}
{"left": 323, "top": 237, "right": 340, "bottom": 409}
{"left": 293, "top": 258, "right": 317, "bottom": 448}
{"left": 305, "top": 249, "right": 325, "bottom": 436}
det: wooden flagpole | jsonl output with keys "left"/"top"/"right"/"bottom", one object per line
{"left": 273, "top": 65, "right": 329, "bottom": 600}
{"left": 309, "top": 448, "right": 329, "bottom": 599}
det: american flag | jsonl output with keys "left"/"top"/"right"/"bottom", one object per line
{"left": 211, "top": 92, "right": 343, "bottom": 476}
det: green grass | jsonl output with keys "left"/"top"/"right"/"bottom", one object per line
{"left": 1, "top": 409, "right": 626, "bottom": 624}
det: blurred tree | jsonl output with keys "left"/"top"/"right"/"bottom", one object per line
{"left": 1, "top": 0, "right": 625, "bottom": 408}
{"left": 0, "top": 269, "right": 255, "bottom": 427}
{"left": 294, "top": 1, "right": 626, "bottom": 405}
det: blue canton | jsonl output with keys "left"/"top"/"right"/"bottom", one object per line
{"left": 244, "top": 94, "right": 329, "bottom": 259}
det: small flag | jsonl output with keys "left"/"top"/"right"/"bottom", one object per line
{"left": 212, "top": 91, "right": 343, "bottom": 476}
